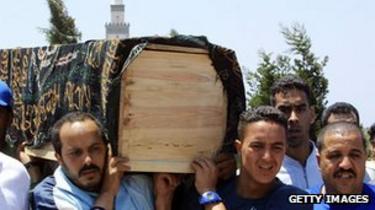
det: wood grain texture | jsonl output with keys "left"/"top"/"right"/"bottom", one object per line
{"left": 118, "top": 46, "right": 227, "bottom": 173}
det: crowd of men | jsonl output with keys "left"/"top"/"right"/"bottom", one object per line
{"left": 1, "top": 74, "right": 375, "bottom": 210}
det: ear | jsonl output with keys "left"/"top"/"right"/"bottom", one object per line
{"left": 234, "top": 139, "right": 242, "bottom": 154}
{"left": 309, "top": 106, "right": 316, "bottom": 125}
{"left": 55, "top": 152, "right": 63, "bottom": 165}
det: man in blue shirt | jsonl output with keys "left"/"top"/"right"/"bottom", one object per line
{"left": 32, "top": 112, "right": 176, "bottom": 210}
{"left": 309, "top": 122, "right": 375, "bottom": 210}
{"left": 191, "top": 106, "right": 312, "bottom": 210}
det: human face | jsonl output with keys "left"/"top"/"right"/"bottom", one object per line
{"left": 318, "top": 130, "right": 366, "bottom": 194}
{"left": 56, "top": 119, "right": 107, "bottom": 192}
{"left": 235, "top": 121, "right": 286, "bottom": 185}
{"left": 327, "top": 113, "right": 357, "bottom": 125}
{"left": 274, "top": 89, "right": 315, "bottom": 148}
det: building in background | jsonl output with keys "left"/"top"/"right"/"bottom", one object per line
{"left": 105, "top": 0, "right": 130, "bottom": 39}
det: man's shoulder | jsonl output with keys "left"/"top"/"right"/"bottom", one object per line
{"left": 33, "top": 176, "right": 56, "bottom": 201}
{"left": 267, "top": 182, "right": 312, "bottom": 210}
{"left": 117, "top": 174, "right": 154, "bottom": 210}
{"left": 0, "top": 152, "right": 30, "bottom": 187}
{"left": 364, "top": 183, "right": 375, "bottom": 195}
{"left": 32, "top": 176, "right": 58, "bottom": 210}
{"left": 0, "top": 152, "right": 29, "bottom": 177}
{"left": 34, "top": 176, "right": 56, "bottom": 193}
{"left": 276, "top": 182, "right": 309, "bottom": 194}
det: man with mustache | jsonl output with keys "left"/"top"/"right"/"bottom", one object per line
{"left": 271, "top": 74, "right": 322, "bottom": 189}
{"left": 309, "top": 122, "right": 375, "bottom": 209}
{"left": 32, "top": 112, "right": 169, "bottom": 210}
{"left": 321, "top": 101, "right": 375, "bottom": 182}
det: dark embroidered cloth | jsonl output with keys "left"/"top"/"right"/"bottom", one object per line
{"left": 0, "top": 35, "right": 245, "bottom": 153}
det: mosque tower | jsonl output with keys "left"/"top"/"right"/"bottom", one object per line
{"left": 105, "top": 0, "right": 130, "bottom": 39}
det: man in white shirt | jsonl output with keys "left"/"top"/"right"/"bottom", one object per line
{"left": 0, "top": 80, "right": 30, "bottom": 210}
{"left": 271, "top": 75, "right": 322, "bottom": 189}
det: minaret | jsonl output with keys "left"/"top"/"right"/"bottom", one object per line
{"left": 105, "top": 0, "right": 130, "bottom": 39}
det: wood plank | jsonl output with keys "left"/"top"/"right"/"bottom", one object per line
{"left": 118, "top": 48, "right": 227, "bottom": 173}
{"left": 145, "top": 44, "right": 208, "bottom": 54}
{"left": 120, "top": 128, "right": 225, "bottom": 173}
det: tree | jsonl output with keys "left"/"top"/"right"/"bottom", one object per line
{"left": 169, "top": 29, "right": 179, "bottom": 37}
{"left": 41, "top": 0, "right": 81, "bottom": 44}
{"left": 247, "top": 23, "right": 329, "bottom": 137}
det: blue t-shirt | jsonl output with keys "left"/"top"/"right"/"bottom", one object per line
{"left": 308, "top": 183, "right": 375, "bottom": 210}
{"left": 217, "top": 178, "right": 312, "bottom": 210}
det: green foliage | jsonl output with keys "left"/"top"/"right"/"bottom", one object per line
{"left": 247, "top": 24, "right": 329, "bottom": 138}
{"left": 169, "top": 29, "right": 179, "bottom": 37}
{"left": 41, "top": 0, "right": 81, "bottom": 45}
{"left": 247, "top": 51, "right": 290, "bottom": 108}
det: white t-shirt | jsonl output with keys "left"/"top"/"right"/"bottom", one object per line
{"left": 0, "top": 152, "right": 30, "bottom": 210}
{"left": 277, "top": 142, "right": 323, "bottom": 189}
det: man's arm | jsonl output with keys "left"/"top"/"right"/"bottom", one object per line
{"left": 93, "top": 154, "right": 130, "bottom": 210}
{"left": 192, "top": 157, "right": 227, "bottom": 210}
{"left": 215, "top": 152, "right": 237, "bottom": 180}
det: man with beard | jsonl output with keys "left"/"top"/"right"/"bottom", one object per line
{"left": 271, "top": 75, "right": 322, "bottom": 189}
{"left": 309, "top": 122, "right": 375, "bottom": 209}
{"left": 32, "top": 112, "right": 176, "bottom": 210}
{"left": 0, "top": 80, "right": 30, "bottom": 210}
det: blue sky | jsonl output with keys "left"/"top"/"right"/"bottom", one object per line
{"left": 0, "top": 0, "right": 374, "bottom": 127}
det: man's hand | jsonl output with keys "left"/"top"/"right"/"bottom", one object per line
{"left": 17, "top": 141, "right": 35, "bottom": 164}
{"left": 215, "top": 153, "right": 237, "bottom": 180}
{"left": 100, "top": 156, "right": 130, "bottom": 195}
{"left": 153, "top": 173, "right": 181, "bottom": 210}
{"left": 94, "top": 146, "right": 130, "bottom": 210}
{"left": 192, "top": 157, "right": 218, "bottom": 195}
{"left": 17, "top": 141, "right": 43, "bottom": 184}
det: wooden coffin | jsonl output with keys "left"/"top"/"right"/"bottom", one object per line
{"left": 26, "top": 43, "right": 228, "bottom": 173}
{"left": 118, "top": 44, "right": 227, "bottom": 173}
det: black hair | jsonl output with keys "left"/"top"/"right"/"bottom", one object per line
{"left": 317, "top": 122, "right": 366, "bottom": 151}
{"left": 237, "top": 105, "right": 287, "bottom": 140}
{"left": 270, "top": 74, "right": 312, "bottom": 106}
{"left": 321, "top": 102, "right": 360, "bottom": 126}
{"left": 50, "top": 112, "right": 108, "bottom": 155}
{"left": 368, "top": 123, "right": 375, "bottom": 142}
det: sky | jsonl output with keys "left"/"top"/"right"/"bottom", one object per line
{"left": 0, "top": 0, "right": 374, "bottom": 127}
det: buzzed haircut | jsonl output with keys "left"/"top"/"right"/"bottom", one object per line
{"left": 270, "top": 74, "right": 312, "bottom": 106}
{"left": 50, "top": 112, "right": 108, "bottom": 155}
{"left": 369, "top": 123, "right": 375, "bottom": 142}
{"left": 316, "top": 122, "right": 366, "bottom": 151}
{"left": 237, "top": 105, "right": 287, "bottom": 141}
{"left": 321, "top": 102, "right": 360, "bottom": 126}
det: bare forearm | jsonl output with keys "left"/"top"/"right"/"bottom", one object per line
{"left": 93, "top": 192, "right": 115, "bottom": 210}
